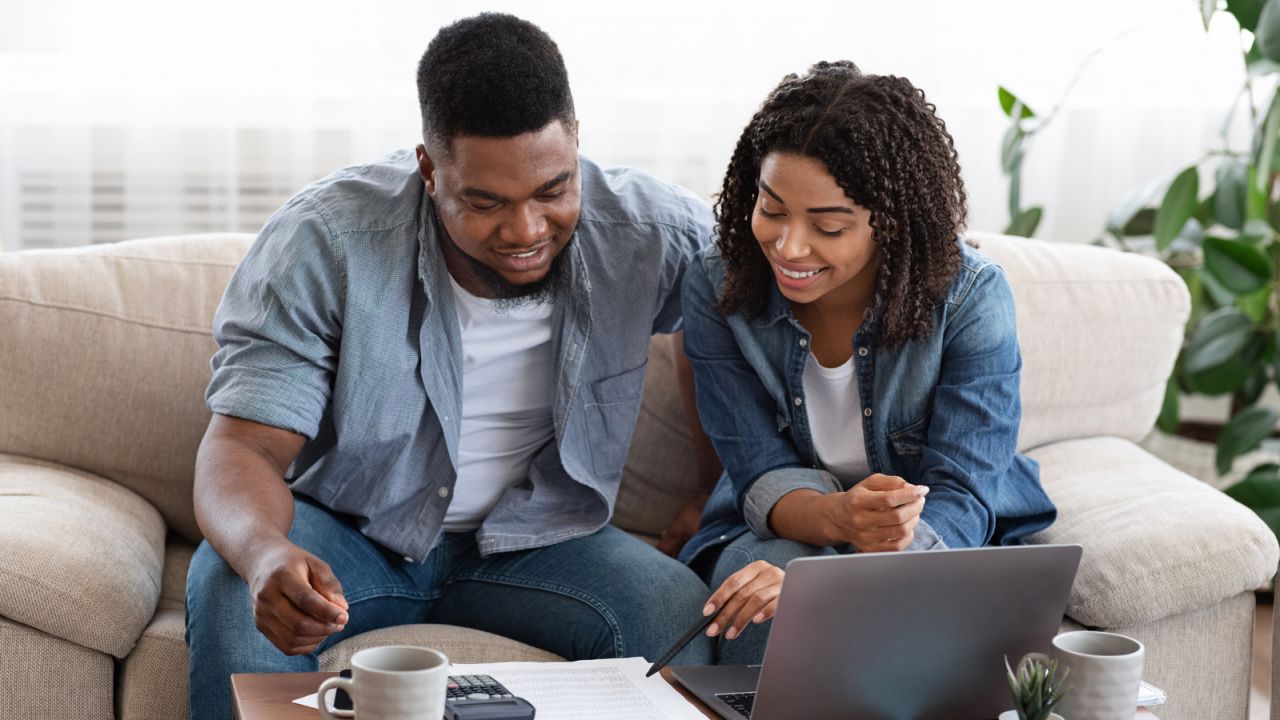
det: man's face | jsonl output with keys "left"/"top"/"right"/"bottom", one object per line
{"left": 417, "top": 121, "right": 581, "bottom": 299}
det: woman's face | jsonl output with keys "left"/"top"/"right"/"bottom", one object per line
{"left": 751, "top": 152, "right": 877, "bottom": 307}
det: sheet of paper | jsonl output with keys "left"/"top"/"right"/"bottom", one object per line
{"left": 293, "top": 657, "right": 706, "bottom": 719}
{"left": 1138, "top": 680, "right": 1167, "bottom": 707}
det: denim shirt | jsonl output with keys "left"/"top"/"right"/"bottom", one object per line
{"left": 207, "top": 150, "right": 712, "bottom": 561}
{"left": 678, "top": 240, "right": 1056, "bottom": 566}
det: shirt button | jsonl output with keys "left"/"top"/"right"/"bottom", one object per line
{"left": 858, "top": 347, "right": 869, "bottom": 357}
{"left": 799, "top": 338, "right": 808, "bottom": 347}
{"left": 794, "top": 397, "right": 803, "bottom": 406}
{"left": 404, "top": 556, "right": 415, "bottom": 563}
{"left": 718, "top": 535, "right": 728, "bottom": 541}
{"left": 864, "top": 407, "right": 873, "bottom": 417}
{"left": 439, "top": 486, "right": 450, "bottom": 498}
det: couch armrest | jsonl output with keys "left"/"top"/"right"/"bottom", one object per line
{"left": 1025, "top": 437, "right": 1278, "bottom": 628}
{"left": 0, "top": 453, "right": 165, "bottom": 658}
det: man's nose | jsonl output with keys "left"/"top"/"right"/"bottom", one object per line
{"left": 506, "top": 202, "right": 548, "bottom": 246}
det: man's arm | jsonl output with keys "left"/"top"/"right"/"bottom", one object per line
{"left": 193, "top": 414, "right": 348, "bottom": 655}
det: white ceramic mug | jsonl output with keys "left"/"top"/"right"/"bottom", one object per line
{"left": 1050, "top": 631, "right": 1144, "bottom": 720}
{"left": 317, "top": 645, "right": 449, "bottom": 720}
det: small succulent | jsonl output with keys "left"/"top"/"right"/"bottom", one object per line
{"left": 1004, "top": 653, "right": 1070, "bottom": 720}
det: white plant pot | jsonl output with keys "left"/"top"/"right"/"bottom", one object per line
{"left": 997, "top": 712, "right": 1064, "bottom": 720}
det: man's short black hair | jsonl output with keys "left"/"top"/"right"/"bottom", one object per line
{"left": 417, "top": 13, "right": 576, "bottom": 153}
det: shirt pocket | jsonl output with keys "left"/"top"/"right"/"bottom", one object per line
{"left": 887, "top": 416, "right": 928, "bottom": 479}
{"left": 583, "top": 363, "right": 649, "bottom": 479}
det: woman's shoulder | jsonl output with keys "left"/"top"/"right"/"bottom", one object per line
{"left": 942, "top": 236, "right": 1012, "bottom": 309}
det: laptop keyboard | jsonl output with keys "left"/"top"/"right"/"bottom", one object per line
{"left": 715, "top": 691, "right": 755, "bottom": 718}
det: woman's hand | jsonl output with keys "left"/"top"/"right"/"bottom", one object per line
{"left": 702, "top": 560, "right": 785, "bottom": 641}
{"left": 822, "top": 473, "right": 928, "bottom": 552}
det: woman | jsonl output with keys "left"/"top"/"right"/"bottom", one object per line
{"left": 677, "top": 61, "right": 1057, "bottom": 664}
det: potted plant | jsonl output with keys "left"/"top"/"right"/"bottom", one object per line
{"left": 1001, "top": 653, "right": 1069, "bottom": 720}
{"left": 998, "top": 1, "right": 1280, "bottom": 556}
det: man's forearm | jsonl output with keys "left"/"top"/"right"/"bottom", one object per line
{"left": 193, "top": 420, "right": 302, "bottom": 581}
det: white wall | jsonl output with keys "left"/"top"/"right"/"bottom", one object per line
{"left": 0, "top": 0, "right": 1251, "bottom": 249}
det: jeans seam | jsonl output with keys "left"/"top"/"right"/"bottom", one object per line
{"left": 342, "top": 585, "right": 435, "bottom": 605}
{"left": 445, "top": 572, "right": 626, "bottom": 657}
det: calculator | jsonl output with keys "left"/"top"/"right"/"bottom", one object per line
{"left": 445, "top": 674, "right": 536, "bottom": 720}
{"left": 332, "top": 669, "right": 535, "bottom": 719}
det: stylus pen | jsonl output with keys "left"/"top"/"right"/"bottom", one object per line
{"left": 646, "top": 610, "right": 719, "bottom": 677}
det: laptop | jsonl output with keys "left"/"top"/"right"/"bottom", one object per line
{"left": 672, "top": 544, "right": 1082, "bottom": 720}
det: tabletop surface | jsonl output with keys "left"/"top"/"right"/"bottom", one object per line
{"left": 229, "top": 669, "right": 1160, "bottom": 720}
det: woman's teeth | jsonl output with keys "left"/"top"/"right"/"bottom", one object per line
{"left": 510, "top": 249, "right": 538, "bottom": 258}
{"left": 779, "top": 266, "right": 823, "bottom": 279}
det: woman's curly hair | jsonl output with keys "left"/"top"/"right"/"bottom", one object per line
{"left": 714, "top": 61, "right": 968, "bottom": 350}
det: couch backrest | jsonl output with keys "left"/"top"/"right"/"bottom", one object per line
{"left": 0, "top": 232, "right": 1189, "bottom": 541}
{"left": 0, "top": 234, "right": 255, "bottom": 542}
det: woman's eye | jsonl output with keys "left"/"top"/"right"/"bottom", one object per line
{"left": 814, "top": 226, "right": 845, "bottom": 238}
{"left": 758, "top": 207, "right": 784, "bottom": 218}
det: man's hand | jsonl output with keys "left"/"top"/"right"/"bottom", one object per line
{"left": 656, "top": 494, "right": 708, "bottom": 557}
{"left": 820, "top": 473, "right": 928, "bottom": 552}
{"left": 703, "top": 560, "right": 785, "bottom": 641}
{"left": 247, "top": 539, "right": 350, "bottom": 655}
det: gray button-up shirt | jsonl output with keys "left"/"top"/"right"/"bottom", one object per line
{"left": 206, "top": 150, "right": 712, "bottom": 560}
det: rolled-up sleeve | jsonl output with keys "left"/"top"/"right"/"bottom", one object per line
{"left": 742, "top": 467, "right": 841, "bottom": 538}
{"left": 205, "top": 197, "right": 345, "bottom": 439}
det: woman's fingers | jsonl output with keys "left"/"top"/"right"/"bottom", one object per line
{"left": 725, "top": 574, "right": 783, "bottom": 639}
{"left": 705, "top": 561, "right": 781, "bottom": 637}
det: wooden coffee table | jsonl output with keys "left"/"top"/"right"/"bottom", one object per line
{"left": 230, "top": 669, "right": 1160, "bottom": 719}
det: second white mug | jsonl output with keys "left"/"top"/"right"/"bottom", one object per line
{"left": 1051, "top": 630, "right": 1144, "bottom": 720}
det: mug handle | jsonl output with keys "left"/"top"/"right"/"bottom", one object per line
{"left": 317, "top": 677, "right": 355, "bottom": 720}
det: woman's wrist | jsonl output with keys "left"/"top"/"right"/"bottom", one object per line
{"left": 767, "top": 489, "right": 835, "bottom": 546}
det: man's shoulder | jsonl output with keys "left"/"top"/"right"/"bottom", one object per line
{"left": 285, "top": 149, "right": 424, "bottom": 236}
{"left": 577, "top": 157, "right": 712, "bottom": 235}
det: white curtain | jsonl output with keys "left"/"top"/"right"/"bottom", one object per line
{"left": 0, "top": 0, "right": 1248, "bottom": 250}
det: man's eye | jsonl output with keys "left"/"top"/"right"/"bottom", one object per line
{"left": 540, "top": 190, "right": 567, "bottom": 201}
{"left": 469, "top": 202, "right": 499, "bottom": 212}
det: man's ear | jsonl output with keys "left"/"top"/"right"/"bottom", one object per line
{"left": 415, "top": 144, "right": 436, "bottom": 195}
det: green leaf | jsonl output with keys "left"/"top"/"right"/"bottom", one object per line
{"left": 1187, "top": 354, "right": 1251, "bottom": 394}
{"left": 1247, "top": 166, "right": 1269, "bottom": 221}
{"left": 1204, "top": 236, "right": 1272, "bottom": 293}
{"left": 1157, "top": 375, "right": 1181, "bottom": 434}
{"left": 1236, "top": 285, "right": 1272, "bottom": 323}
{"left": 1216, "top": 405, "right": 1278, "bottom": 474}
{"left": 998, "top": 86, "right": 1036, "bottom": 119}
{"left": 1259, "top": 0, "right": 1280, "bottom": 62}
{"left": 1123, "top": 208, "right": 1157, "bottom": 236}
{"left": 1184, "top": 307, "right": 1256, "bottom": 374}
{"left": 1107, "top": 178, "right": 1164, "bottom": 235}
{"left": 1239, "top": 363, "right": 1270, "bottom": 406}
{"left": 1242, "top": 218, "right": 1277, "bottom": 242}
{"left": 1001, "top": 124, "right": 1024, "bottom": 175}
{"left": 1005, "top": 207, "right": 1042, "bottom": 238}
{"left": 1156, "top": 167, "right": 1200, "bottom": 250}
{"left": 1200, "top": 265, "right": 1240, "bottom": 307}
{"left": 1226, "top": 463, "right": 1280, "bottom": 507}
{"left": 1230, "top": 0, "right": 1267, "bottom": 31}
{"left": 1203, "top": 0, "right": 1218, "bottom": 29}
{"left": 1257, "top": 93, "right": 1280, "bottom": 187}
{"left": 1214, "top": 162, "right": 1248, "bottom": 230}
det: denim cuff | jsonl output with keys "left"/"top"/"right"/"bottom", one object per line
{"left": 907, "top": 519, "right": 948, "bottom": 551}
{"left": 742, "top": 467, "right": 842, "bottom": 539}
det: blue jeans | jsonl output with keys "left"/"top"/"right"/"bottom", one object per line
{"left": 703, "top": 533, "right": 838, "bottom": 666}
{"left": 186, "top": 498, "right": 713, "bottom": 720}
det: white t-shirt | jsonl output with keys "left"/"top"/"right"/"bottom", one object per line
{"left": 442, "top": 276, "right": 556, "bottom": 532}
{"left": 803, "top": 352, "right": 871, "bottom": 486}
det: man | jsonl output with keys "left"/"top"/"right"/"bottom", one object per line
{"left": 185, "top": 13, "right": 716, "bottom": 719}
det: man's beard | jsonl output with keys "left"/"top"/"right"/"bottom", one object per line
{"left": 441, "top": 227, "right": 574, "bottom": 312}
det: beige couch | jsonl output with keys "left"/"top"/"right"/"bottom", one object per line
{"left": 0, "top": 230, "right": 1275, "bottom": 720}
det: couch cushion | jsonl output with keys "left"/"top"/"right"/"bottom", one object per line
{"left": 0, "top": 233, "right": 255, "bottom": 544}
{"left": 1025, "top": 437, "right": 1278, "bottom": 627}
{"left": 615, "top": 334, "right": 701, "bottom": 537}
{"left": 117, "top": 609, "right": 189, "bottom": 720}
{"left": 969, "top": 233, "right": 1190, "bottom": 451}
{"left": 0, "top": 454, "right": 165, "bottom": 658}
